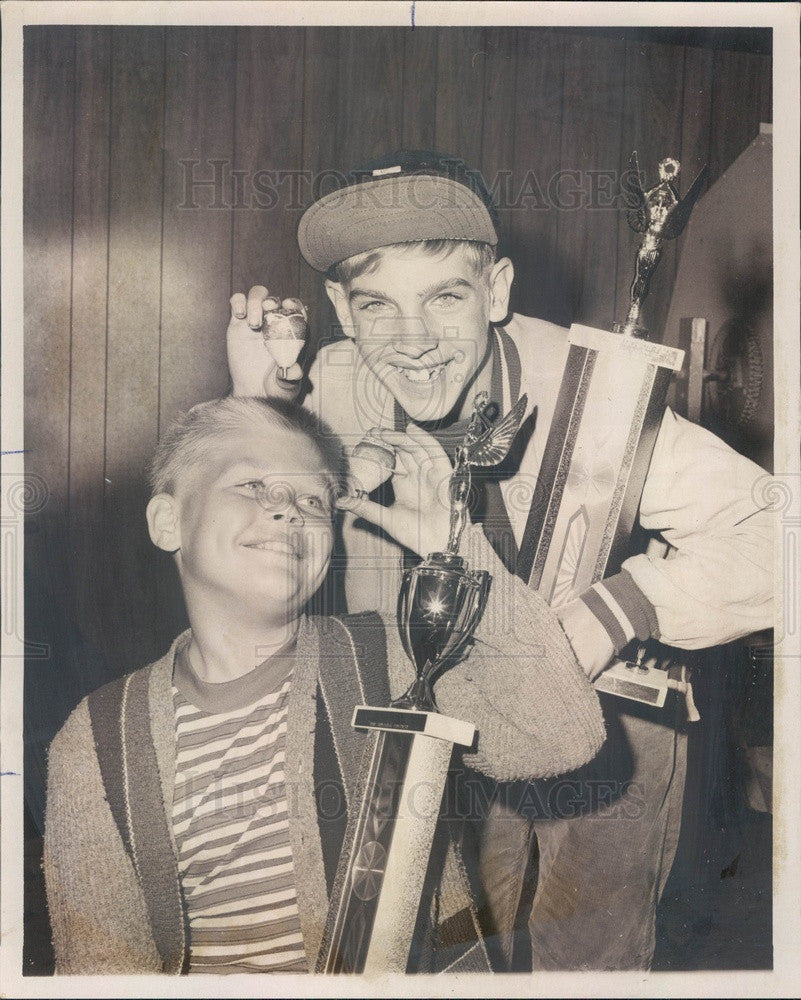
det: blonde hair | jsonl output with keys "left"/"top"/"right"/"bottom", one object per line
{"left": 327, "top": 239, "right": 496, "bottom": 285}
{"left": 149, "top": 396, "right": 345, "bottom": 499}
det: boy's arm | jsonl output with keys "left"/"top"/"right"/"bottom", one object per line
{"left": 563, "top": 408, "right": 774, "bottom": 664}
{"left": 338, "top": 426, "right": 606, "bottom": 782}
{"left": 419, "top": 524, "right": 606, "bottom": 782}
{"left": 44, "top": 700, "right": 161, "bottom": 973}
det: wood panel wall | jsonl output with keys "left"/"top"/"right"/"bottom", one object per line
{"left": 22, "top": 25, "right": 772, "bottom": 828}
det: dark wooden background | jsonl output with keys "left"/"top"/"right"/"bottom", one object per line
{"left": 23, "top": 25, "right": 772, "bottom": 829}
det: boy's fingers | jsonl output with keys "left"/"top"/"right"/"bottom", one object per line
{"left": 335, "top": 492, "right": 389, "bottom": 527}
{"left": 246, "top": 285, "right": 269, "bottom": 328}
{"left": 374, "top": 429, "right": 426, "bottom": 453}
{"left": 229, "top": 292, "right": 247, "bottom": 319}
{"left": 335, "top": 492, "right": 431, "bottom": 558}
{"left": 264, "top": 366, "right": 302, "bottom": 399}
{"left": 369, "top": 432, "right": 423, "bottom": 478}
{"left": 263, "top": 296, "right": 281, "bottom": 312}
{"left": 405, "top": 421, "right": 439, "bottom": 446}
{"left": 375, "top": 428, "right": 448, "bottom": 468}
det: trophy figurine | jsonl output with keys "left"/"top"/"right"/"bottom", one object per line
{"left": 618, "top": 152, "right": 708, "bottom": 337}
{"left": 317, "top": 391, "right": 528, "bottom": 974}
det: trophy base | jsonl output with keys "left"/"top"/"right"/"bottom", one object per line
{"left": 352, "top": 705, "right": 476, "bottom": 748}
{"left": 592, "top": 658, "right": 668, "bottom": 707}
{"left": 318, "top": 706, "right": 477, "bottom": 973}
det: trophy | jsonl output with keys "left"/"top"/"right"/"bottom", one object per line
{"left": 517, "top": 152, "right": 706, "bottom": 711}
{"left": 316, "top": 391, "right": 528, "bottom": 974}
{"left": 395, "top": 391, "right": 529, "bottom": 711}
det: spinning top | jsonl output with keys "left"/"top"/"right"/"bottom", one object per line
{"left": 262, "top": 305, "right": 306, "bottom": 377}
{"left": 347, "top": 432, "right": 397, "bottom": 497}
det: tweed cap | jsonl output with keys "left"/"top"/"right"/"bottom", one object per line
{"left": 297, "top": 149, "right": 499, "bottom": 272}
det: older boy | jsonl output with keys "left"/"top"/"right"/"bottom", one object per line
{"left": 226, "top": 150, "right": 774, "bottom": 969}
{"left": 44, "top": 396, "right": 605, "bottom": 974}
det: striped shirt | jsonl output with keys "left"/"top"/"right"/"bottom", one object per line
{"left": 171, "top": 641, "right": 307, "bottom": 974}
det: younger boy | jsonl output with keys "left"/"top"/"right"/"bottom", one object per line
{"left": 44, "top": 396, "right": 605, "bottom": 975}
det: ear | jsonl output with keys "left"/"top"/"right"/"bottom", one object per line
{"left": 487, "top": 257, "right": 515, "bottom": 323}
{"left": 324, "top": 279, "right": 356, "bottom": 339}
{"left": 146, "top": 493, "right": 182, "bottom": 553}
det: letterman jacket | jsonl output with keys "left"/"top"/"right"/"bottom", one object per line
{"left": 306, "top": 313, "right": 773, "bottom": 649}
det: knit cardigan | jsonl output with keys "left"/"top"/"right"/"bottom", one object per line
{"left": 44, "top": 526, "right": 606, "bottom": 975}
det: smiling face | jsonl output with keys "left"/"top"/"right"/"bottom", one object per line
{"left": 325, "top": 243, "right": 514, "bottom": 423}
{"left": 151, "top": 423, "right": 335, "bottom": 627}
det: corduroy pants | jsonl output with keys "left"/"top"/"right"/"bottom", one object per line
{"left": 475, "top": 696, "right": 688, "bottom": 971}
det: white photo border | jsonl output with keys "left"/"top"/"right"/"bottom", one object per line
{"left": 2, "top": 2, "right": 799, "bottom": 997}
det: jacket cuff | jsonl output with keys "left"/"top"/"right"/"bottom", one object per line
{"left": 579, "top": 570, "right": 661, "bottom": 653}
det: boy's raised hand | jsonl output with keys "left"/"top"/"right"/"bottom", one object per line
{"left": 337, "top": 423, "right": 454, "bottom": 559}
{"left": 227, "top": 285, "right": 306, "bottom": 398}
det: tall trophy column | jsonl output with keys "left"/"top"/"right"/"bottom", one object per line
{"left": 517, "top": 153, "right": 706, "bottom": 708}
{"left": 316, "top": 394, "right": 527, "bottom": 974}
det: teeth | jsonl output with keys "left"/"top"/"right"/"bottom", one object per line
{"left": 399, "top": 364, "right": 446, "bottom": 383}
{"left": 247, "top": 541, "right": 295, "bottom": 555}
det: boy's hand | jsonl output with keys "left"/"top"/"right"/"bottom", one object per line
{"left": 227, "top": 285, "right": 306, "bottom": 398}
{"left": 337, "top": 424, "right": 454, "bottom": 558}
{"left": 555, "top": 599, "right": 615, "bottom": 681}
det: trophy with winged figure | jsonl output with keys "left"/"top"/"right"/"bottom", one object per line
{"left": 395, "top": 392, "right": 528, "bottom": 711}
{"left": 618, "top": 152, "right": 708, "bottom": 337}
{"left": 317, "top": 392, "right": 528, "bottom": 973}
